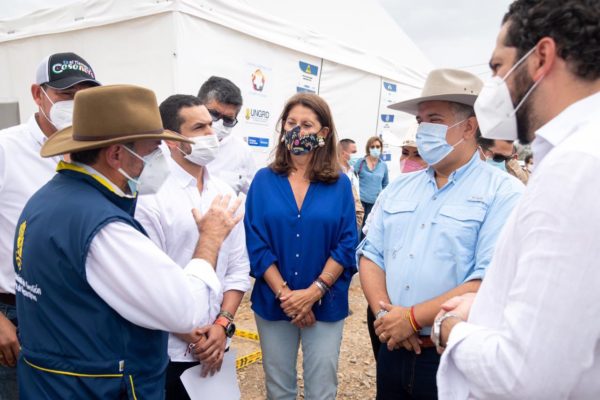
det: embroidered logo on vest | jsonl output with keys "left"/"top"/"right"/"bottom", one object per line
{"left": 16, "top": 221, "right": 26, "bottom": 271}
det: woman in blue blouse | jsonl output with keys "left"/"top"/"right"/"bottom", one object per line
{"left": 356, "top": 136, "right": 389, "bottom": 239}
{"left": 245, "top": 93, "right": 358, "bottom": 400}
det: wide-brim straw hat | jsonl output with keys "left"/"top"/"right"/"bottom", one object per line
{"left": 41, "top": 84, "right": 192, "bottom": 157}
{"left": 389, "top": 69, "right": 483, "bottom": 115}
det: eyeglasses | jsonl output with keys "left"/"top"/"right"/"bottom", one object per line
{"left": 490, "top": 153, "right": 512, "bottom": 163}
{"left": 207, "top": 109, "right": 238, "bottom": 128}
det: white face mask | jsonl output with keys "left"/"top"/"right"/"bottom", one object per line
{"left": 212, "top": 119, "right": 233, "bottom": 141}
{"left": 118, "top": 147, "right": 171, "bottom": 195}
{"left": 475, "top": 46, "right": 544, "bottom": 141}
{"left": 40, "top": 87, "right": 75, "bottom": 131}
{"left": 178, "top": 134, "right": 220, "bottom": 166}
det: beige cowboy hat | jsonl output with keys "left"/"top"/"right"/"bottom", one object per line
{"left": 41, "top": 84, "right": 192, "bottom": 157}
{"left": 389, "top": 69, "right": 483, "bottom": 115}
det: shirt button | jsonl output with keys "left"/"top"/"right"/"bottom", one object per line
{"left": 297, "top": 214, "right": 301, "bottom": 218}
{"left": 294, "top": 272, "right": 298, "bottom": 276}
{"left": 409, "top": 254, "right": 414, "bottom": 259}
{"left": 296, "top": 233, "right": 300, "bottom": 238}
{"left": 433, "top": 196, "right": 437, "bottom": 200}
{"left": 405, "top": 285, "right": 410, "bottom": 290}
{"left": 420, "top": 224, "right": 425, "bottom": 229}
{"left": 296, "top": 254, "right": 300, "bottom": 258}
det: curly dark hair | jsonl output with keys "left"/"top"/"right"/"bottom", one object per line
{"left": 270, "top": 93, "right": 339, "bottom": 183}
{"left": 502, "top": 0, "right": 600, "bottom": 81}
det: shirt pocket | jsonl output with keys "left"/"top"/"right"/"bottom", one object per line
{"left": 382, "top": 200, "right": 418, "bottom": 256}
{"left": 433, "top": 204, "right": 486, "bottom": 258}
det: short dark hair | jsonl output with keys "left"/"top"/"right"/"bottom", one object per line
{"left": 339, "top": 138, "right": 355, "bottom": 151}
{"left": 197, "top": 76, "right": 243, "bottom": 107}
{"left": 525, "top": 153, "right": 533, "bottom": 164}
{"left": 70, "top": 148, "right": 101, "bottom": 165}
{"left": 502, "top": 0, "right": 600, "bottom": 81}
{"left": 270, "top": 93, "right": 339, "bottom": 183}
{"left": 159, "top": 94, "right": 202, "bottom": 133}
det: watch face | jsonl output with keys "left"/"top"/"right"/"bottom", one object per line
{"left": 226, "top": 322, "right": 236, "bottom": 338}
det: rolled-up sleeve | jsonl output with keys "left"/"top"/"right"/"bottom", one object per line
{"left": 329, "top": 177, "right": 358, "bottom": 270}
{"left": 244, "top": 175, "right": 278, "bottom": 279}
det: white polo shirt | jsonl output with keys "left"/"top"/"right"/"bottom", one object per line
{"left": 135, "top": 153, "right": 251, "bottom": 362}
{"left": 206, "top": 134, "right": 256, "bottom": 194}
{"left": 0, "top": 115, "right": 59, "bottom": 294}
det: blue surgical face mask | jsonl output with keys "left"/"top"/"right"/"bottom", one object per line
{"left": 486, "top": 158, "right": 507, "bottom": 172}
{"left": 416, "top": 120, "right": 466, "bottom": 165}
{"left": 369, "top": 147, "right": 381, "bottom": 158}
{"left": 349, "top": 153, "right": 362, "bottom": 168}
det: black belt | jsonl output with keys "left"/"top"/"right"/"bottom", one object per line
{"left": 0, "top": 293, "right": 16, "bottom": 306}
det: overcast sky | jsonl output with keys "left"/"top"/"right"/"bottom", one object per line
{"left": 379, "top": 0, "right": 513, "bottom": 77}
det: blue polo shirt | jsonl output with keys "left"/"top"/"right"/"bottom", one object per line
{"left": 357, "top": 152, "right": 524, "bottom": 333}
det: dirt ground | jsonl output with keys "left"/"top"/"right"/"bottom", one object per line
{"left": 231, "top": 277, "right": 377, "bottom": 399}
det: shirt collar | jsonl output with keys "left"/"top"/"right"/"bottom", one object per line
{"left": 426, "top": 151, "right": 481, "bottom": 184}
{"left": 534, "top": 91, "right": 600, "bottom": 164}
{"left": 27, "top": 114, "right": 49, "bottom": 148}
{"left": 59, "top": 161, "right": 131, "bottom": 197}
{"left": 168, "top": 155, "right": 210, "bottom": 192}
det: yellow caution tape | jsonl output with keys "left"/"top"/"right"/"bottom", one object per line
{"left": 236, "top": 350, "right": 262, "bottom": 370}
{"left": 234, "top": 329, "right": 260, "bottom": 341}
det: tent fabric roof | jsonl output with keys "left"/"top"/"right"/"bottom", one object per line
{"left": 0, "top": 0, "right": 432, "bottom": 88}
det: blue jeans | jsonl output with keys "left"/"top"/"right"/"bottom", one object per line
{"left": 0, "top": 302, "right": 18, "bottom": 400}
{"left": 255, "top": 314, "right": 344, "bottom": 400}
{"left": 376, "top": 346, "right": 439, "bottom": 400}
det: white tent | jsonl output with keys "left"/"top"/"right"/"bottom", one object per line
{"left": 0, "top": 0, "right": 432, "bottom": 178}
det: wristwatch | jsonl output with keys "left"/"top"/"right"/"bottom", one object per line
{"left": 432, "top": 312, "right": 461, "bottom": 350}
{"left": 375, "top": 309, "right": 389, "bottom": 319}
{"left": 214, "top": 316, "right": 236, "bottom": 338}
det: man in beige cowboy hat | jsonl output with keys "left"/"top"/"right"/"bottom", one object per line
{"left": 357, "top": 69, "right": 524, "bottom": 398}
{"left": 13, "top": 84, "right": 242, "bottom": 399}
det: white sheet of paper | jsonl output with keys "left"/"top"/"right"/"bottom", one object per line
{"left": 180, "top": 350, "right": 240, "bottom": 400}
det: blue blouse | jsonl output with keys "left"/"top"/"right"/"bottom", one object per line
{"left": 356, "top": 157, "right": 389, "bottom": 204}
{"left": 244, "top": 167, "right": 358, "bottom": 322}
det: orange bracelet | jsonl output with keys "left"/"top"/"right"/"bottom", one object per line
{"left": 406, "top": 310, "right": 418, "bottom": 333}
{"left": 410, "top": 306, "right": 422, "bottom": 331}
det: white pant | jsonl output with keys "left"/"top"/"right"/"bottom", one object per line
{"left": 255, "top": 314, "right": 345, "bottom": 400}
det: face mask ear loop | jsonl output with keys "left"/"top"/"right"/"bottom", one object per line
{"left": 120, "top": 144, "right": 146, "bottom": 162}
{"left": 510, "top": 74, "right": 545, "bottom": 117}
{"left": 501, "top": 46, "right": 537, "bottom": 83}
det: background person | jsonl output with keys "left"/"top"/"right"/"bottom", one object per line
{"left": 135, "top": 94, "right": 250, "bottom": 399}
{"left": 339, "top": 138, "right": 364, "bottom": 233}
{"left": 0, "top": 52, "right": 99, "bottom": 399}
{"left": 245, "top": 93, "right": 358, "bottom": 400}
{"left": 198, "top": 76, "right": 256, "bottom": 194}
{"left": 399, "top": 123, "right": 428, "bottom": 173}
{"left": 477, "top": 136, "right": 529, "bottom": 184}
{"left": 356, "top": 136, "right": 389, "bottom": 239}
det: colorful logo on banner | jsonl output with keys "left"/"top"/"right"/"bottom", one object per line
{"left": 247, "top": 136, "right": 270, "bottom": 147}
{"left": 245, "top": 108, "right": 271, "bottom": 125}
{"left": 299, "top": 61, "right": 319, "bottom": 76}
{"left": 251, "top": 69, "right": 266, "bottom": 92}
{"left": 383, "top": 82, "right": 397, "bottom": 92}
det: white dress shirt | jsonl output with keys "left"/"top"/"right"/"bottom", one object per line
{"left": 206, "top": 134, "right": 256, "bottom": 194}
{"left": 343, "top": 164, "right": 360, "bottom": 195}
{"left": 75, "top": 161, "right": 222, "bottom": 340}
{"left": 0, "top": 115, "right": 59, "bottom": 294}
{"left": 135, "top": 155, "right": 250, "bottom": 361}
{"left": 438, "top": 91, "right": 600, "bottom": 399}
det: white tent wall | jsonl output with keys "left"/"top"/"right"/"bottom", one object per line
{"left": 0, "top": 13, "right": 178, "bottom": 122}
{"left": 1, "top": 0, "right": 433, "bottom": 179}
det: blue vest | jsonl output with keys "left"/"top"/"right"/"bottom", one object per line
{"left": 14, "top": 163, "right": 168, "bottom": 399}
